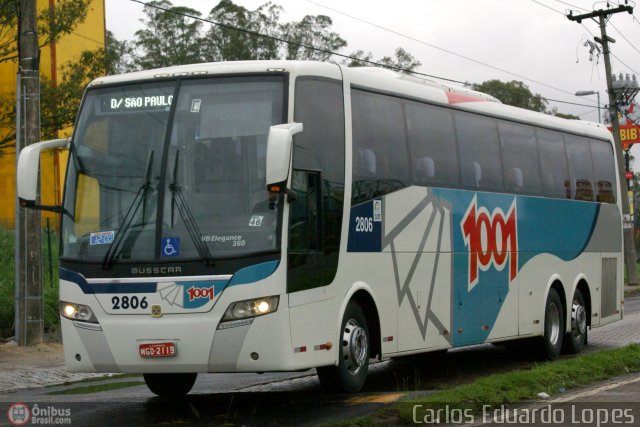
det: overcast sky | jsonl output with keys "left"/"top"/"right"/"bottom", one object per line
{"left": 106, "top": 0, "right": 640, "bottom": 162}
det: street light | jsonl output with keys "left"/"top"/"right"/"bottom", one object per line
{"left": 575, "top": 90, "right": 601, "bottom": 123}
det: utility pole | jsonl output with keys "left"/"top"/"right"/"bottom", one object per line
{"left": 16, "top": 0, "right": 44, "bottom": 345}
{"left": 568, "top": 3, "right": 639, "bottom": 286}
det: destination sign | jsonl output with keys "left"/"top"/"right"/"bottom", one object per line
{"left": 103, "top": 95, "right": 173, "bottom": 112}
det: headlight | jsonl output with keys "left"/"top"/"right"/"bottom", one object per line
{"left": 60, "top": 301, "right": 99, "bottom": 324}
{"left": 221, "top": 296, "right": 279, "bottom": 322}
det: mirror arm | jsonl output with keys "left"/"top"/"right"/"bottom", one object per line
{"left": 19, "top": 200, "right": 62, "bottom": 213}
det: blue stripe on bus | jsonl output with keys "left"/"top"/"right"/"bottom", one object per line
{"left": 228, "top": 261, "right": 280, "bottom": 286}
{"left": 59, "top": 268, "right": 157, "bottom": 294}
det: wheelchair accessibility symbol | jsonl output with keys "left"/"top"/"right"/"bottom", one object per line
{"left": 161, "top": 237, "right": 180, "bottom": 257}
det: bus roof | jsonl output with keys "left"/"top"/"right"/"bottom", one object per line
{"left": 89, "top": 60, "right": 613, "bottom": 143}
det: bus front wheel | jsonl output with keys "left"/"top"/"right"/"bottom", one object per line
{"left": 317, "top": 302, "right": 369, "bottom": 393}
{"left": 143, "top": 373, "right": 197, "bottom": 397}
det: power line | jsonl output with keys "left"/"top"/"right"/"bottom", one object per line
{"left": 529, "top": 0, "right": 564, "bottom": 15}
{"left": 554, "top": 0, "right": 589, "bottom": 12}
{"left": 71, "top": 31, "right": 105, "bottom": 46}
{"left": 611, "top": 52, "right": 640, "bottom": 75}
{"left": 610, "top": 22, "right": 640, "bottom": 55}
{"left": 128, "top": 0, "right": 465, "bottom": 84}
{"left": 304, "top": 0, "right": 578, "bottom": 97}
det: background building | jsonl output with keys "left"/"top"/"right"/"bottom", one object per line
{"left": 0, "top": 0, "right": 106, "bottom": 229}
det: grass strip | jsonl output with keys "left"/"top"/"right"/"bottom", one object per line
{"left": 49, "top": 380, "right": 145, "bottom": 395}
{"left": 330, "top": 344, "right": 640, "bottom": 426}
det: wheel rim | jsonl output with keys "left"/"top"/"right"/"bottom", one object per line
{"left": 572, "top": 300, "right": 587, "bottom": 337}
{"left": 548, "top": 302, "right": 561, "bottom": 346}
{"left": 343, "top": 319, "right": 368, "bottom": 375}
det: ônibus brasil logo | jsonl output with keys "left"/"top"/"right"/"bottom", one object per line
{"left": 461, "top": 196, "right": 518, "bottom": 290}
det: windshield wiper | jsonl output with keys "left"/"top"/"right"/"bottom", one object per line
{"left": 169, "top": 150, "right": 214, "bottom": 265}
{"left": 101, "top": 151, "right": 155, "bottom": 269}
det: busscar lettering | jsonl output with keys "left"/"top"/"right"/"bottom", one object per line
{"left": 461, "top": 197, "right": 518, "bottom": 290}
{"left": 131, "top": 266, "right": 182, "bottom": 275}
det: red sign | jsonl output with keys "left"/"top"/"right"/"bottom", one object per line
{"left": 139, "top": 342, "right": 176, "bottom": 358}
{"left": 626, "top": 171, "right": 634, "bottom": 180}
{"left": 608, "top": 124, "right": 640, "bottom": 150}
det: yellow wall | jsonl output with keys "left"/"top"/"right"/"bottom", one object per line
{"left": 0, "top": 0, "right": 105, "bottom": 229}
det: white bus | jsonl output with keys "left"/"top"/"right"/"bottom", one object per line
{"left": 18, "top": 61, "right": 623, "bottom": 396}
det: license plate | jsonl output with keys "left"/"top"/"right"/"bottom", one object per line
{"left": 139, "top": 342, "right": 176, "bottom": 358}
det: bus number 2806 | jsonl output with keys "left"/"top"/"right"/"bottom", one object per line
{"left": 355, "top": 216, "right": 373, "bottom": 233}
{"left": 112, "top": 296, "right": 148, "bottom": 310}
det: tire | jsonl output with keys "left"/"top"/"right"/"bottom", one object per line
{"left": 539, "top": 288, "right": 564, "bottom": 360}
{"left": 143, "top": 373, "right": 197, "bottom": 397}
{"left": 317, "top": 302, "right": 369, "bottom": 393}
{"left": 563, "top": 289, "right": 588, "bottom": 354}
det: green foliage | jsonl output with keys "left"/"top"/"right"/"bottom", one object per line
{"left": 204, "top": 0, "right": 282, "bottom": 61}
{"left": 0, "top": 227, "right": 60, "bottom": 338}
{"left": 280, "top": 14, "right": 346, "bottom": 61}
{"left": 347, "top": 47, "right": 422, "bottom": 72}
{"left": 133, "top": 0, "right": 204, "bottom": 70}
{"left": 471, "top": 80, "right": 548, "bottom": 113}
{"left": 0, "top": 228, "right": 15, "bottom": 336}
{"left": 0, "top": 0, "right": 91, "bottom": 152}
{"left": 395, "top": 344, "right": 640, "bottom": 424}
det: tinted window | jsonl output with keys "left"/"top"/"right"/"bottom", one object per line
{"left": 499, "top": 122, "right": 541, "bottom": 194}
{"left": 565, "top": 135, "right": 595, "bottom": 201}
{"left": 590, "top": 139, "right": 617, "bottom": 203}
{"left": 351, "top": 90, "right": 409, "bottom": 204}
{"left": 537, "top": 130, "right": 570, "bottom": 199}
{"left": 455, "top": 112, "right": 503, "bottom": 191}
{"left": 405, "top": 101, "right": 459, "bottom": 187}
{"left": 289, "top": 77, "right": 345, "bottom": 292}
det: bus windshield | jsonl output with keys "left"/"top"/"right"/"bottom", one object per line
{"left": 61, "top": 76, "right": 285, "bottom": 264}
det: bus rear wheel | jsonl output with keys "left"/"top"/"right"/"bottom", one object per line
{"left": 564, "top": 289, "right": 588, "bottom": 354}
{"left": 143, "top": 373, "right": 197, "bottom": 397}
{"left": 317, "top": 302, "right": 369, "bottom": 393}
{"left": 539, "top": 288, "right": 564, "bottom": 360}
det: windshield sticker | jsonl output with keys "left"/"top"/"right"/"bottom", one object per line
{"left": 249, "top": 215, "right": 264, "bottom": 227}
{"left": 201, "top": 234, "right": 246, "bottom": 248}
{"left": 191, "top": 99, "right": 202, "bottom": 113}
{"left": 161, "top": 237, "right": 180, "bottom": 257}
{"left": 90, "top": 231, "right": 114, "bottom": 246}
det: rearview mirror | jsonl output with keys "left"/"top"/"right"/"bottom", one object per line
{"left": 265, "top": 122, "right": 303, "bottom": 193}
{"left": 17, "top": 138, "right": 69, "bottom": 210}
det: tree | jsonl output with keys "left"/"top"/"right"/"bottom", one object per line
{"left": 280, "top": 15, "right": 346, "bottom": 61}
{"left": 106, "top": 31, "right": 136, "bottom": 74}
{"left": 379, "top": 47, "right": 422, "bottom": 72}
{"left": 41, "top": 49, "right": 108, "bottom": 139}
{"left": 347, "top": 47, "right": 421, "bottom": 72}
{"left": 0, "top": 0, "right": 90, "bottom": 64}
{"left": 0, "top": 0, "right": 91, "bottom": 153}
{"left": 204, "top": 0, "right": 281, "bottom": 62}
{"left": 470, "top": 80, "right": 548, "bottom": 112}
{"left": 133, "top": 0, "right": 204, "bottom": 69}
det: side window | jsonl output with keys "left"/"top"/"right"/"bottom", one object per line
{"left": 537, "top": 130, "right": 570, "bottom": 199}
{"left": 351, "top": 89, "right": 409, "bottom": 204}
{"left": 405, "top": 101, "right": 459, "bottom": 187}
{"left": 289, "top": 77, "right": 345, "bottom": 293}
{"left": 566, "top": 135, "right": 595, "bottom": 201}
{"left": 498, "top": 122, "right": 541, "bottom": 195}
{"left": 455, "top": 112, "right": 503, "bottom": 191}
{"left": 590, "top": 139, "right": 617, "bottom": 203}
